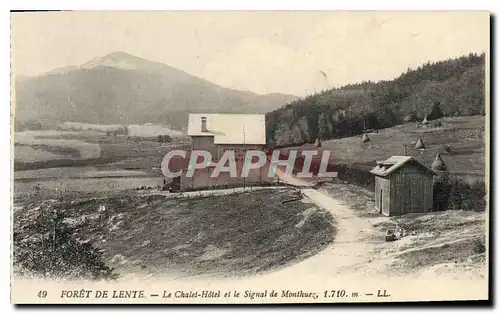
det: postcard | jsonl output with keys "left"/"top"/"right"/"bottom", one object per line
{"left": 10, "top": 10, "right": 490, "bottom": 304}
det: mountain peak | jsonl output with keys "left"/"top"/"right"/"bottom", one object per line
{"left": 82, "top": 51, "right": 147, "bottom": 70}
{"left": 104, "top": 51, "right": 136, "bottom": 58}
{"left": 101, "top": 51, "right": 144, "bottom": 61}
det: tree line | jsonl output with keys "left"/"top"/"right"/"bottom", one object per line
{"left": 265, "top": 53, "right": 485, "bottom": 147}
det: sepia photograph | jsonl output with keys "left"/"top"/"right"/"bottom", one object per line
{"left": 9, "top": 10, "right": 490, "bottom": 304}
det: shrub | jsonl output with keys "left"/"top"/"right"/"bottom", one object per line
{"left": 431, "top": 120, "right": 443, "bottom": 127}
{"left": 13, "top": 201, "right": 117, "bottom": 280}
{"left": 163, "top": 135, "right": 172, "bottom": 143}
{"left": 404, "top": 113, "right": 418, "bottom": 123}
{"left": 473, "top": 238, "right": 486, "bottom": 254}
{"left": 427, "top": 101, "right": 444, "bottom": 121}
{"left": 433, "top": 174, "right": 486, "bottom": 211}
{"left": 157, "top": 135, "right": 172, "bottom": 143}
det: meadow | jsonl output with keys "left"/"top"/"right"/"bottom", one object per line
{"left": 283, "top": 116, "right": 485, "bottom": 180}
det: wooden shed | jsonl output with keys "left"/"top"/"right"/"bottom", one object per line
{"left": 370, "top": 156, "right": 436, "bottom": 216}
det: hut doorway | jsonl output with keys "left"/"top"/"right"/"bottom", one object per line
{"left": 379, "top": 189, "right": 383, "bottom": 214}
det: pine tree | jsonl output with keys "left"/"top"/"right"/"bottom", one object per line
{"left": 317, "top": 114, "right": 330, "bottom": 140}
{"left": 427, "top": 101, "right": 444, "bottom": 121}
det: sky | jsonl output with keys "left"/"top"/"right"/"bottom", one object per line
{"left": 11, "top": 11, "right": 489, "bottom": 96}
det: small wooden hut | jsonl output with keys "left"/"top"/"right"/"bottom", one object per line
{"left": 370, "top": 156, "right": 436, "bottom": 216}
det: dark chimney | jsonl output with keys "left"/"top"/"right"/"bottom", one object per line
{"left": 201, "top": 116, "right": 207, "bottom": 132}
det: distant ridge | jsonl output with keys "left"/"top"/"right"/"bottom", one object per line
{"left": 14, "top": 51, "right": 297, "bottom": 130}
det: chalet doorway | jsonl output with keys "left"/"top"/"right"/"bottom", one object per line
{"left": 171, "top": 176, "right": 181, "bottom": 191}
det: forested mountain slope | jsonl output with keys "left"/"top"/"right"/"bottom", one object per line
{"left": 266, "top": 53, "right": 485, "bottom": 147}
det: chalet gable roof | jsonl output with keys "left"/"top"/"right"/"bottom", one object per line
{"left": 187, "top": 113, "right": 266, "bottom": 145}
{"left": 370, "top": 155, "right": 436, "bottom": 177}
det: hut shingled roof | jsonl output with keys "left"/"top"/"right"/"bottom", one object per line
{"left": 370, "top": 155, "right": 436, "bottom": 177}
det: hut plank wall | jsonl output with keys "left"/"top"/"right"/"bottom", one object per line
{"left": 372, "top": 157, "right": 435, "bottom": 217}
{"left": 388, "top": 164, "right": 433, "bottom": 216}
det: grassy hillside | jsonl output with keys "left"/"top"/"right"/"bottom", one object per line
{"left": 313, "top": 116, "right": 485, "bottom": 173}
{"left": 279, "top": 116, "right": 485, "bottom": 177}
{"left": 13, "top": 188, "right": 335, "bottom": 279}
{"left": 266, "top": 53, "right": 485, "bottom": 147}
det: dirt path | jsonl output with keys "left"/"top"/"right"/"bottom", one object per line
{"left": 274, "top": 169, "right": 315, "bottom": 187}
{"left": 252, "top": 187, "right": 380, "bottom": 281}
{"left": 252, "top": 170, "right": 381, "bottom": 278}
